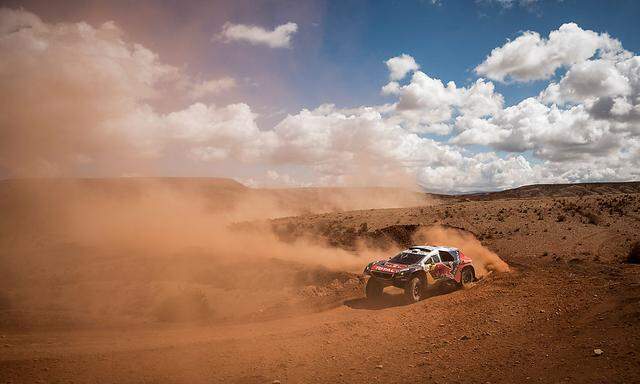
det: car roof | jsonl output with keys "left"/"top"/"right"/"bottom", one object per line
{"left": 408, "top": 245, "right": 459, "bottom": 253}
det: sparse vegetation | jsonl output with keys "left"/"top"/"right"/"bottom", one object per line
{"left": 583, "top": 211, "right": 600, "bottom": 225}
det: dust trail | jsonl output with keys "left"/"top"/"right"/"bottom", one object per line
{"left": 412, "top": 225, "right": 510, "bottom": 277}
{"left": 0, "top": 178, "right": 404, "bottom": 327}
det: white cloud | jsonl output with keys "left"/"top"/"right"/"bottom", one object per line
{"left": 271, "top": 105, "right": 447, "bottom": 165}
{"left": 0, "top": 8, "right": 273, "bottom": 175}
{"left": 0, "top": 8, "right": 178, "bottom": 175}
{"left": 453, "top": 98, "right": 620, "bottom": 161}
{"left": 188, "top": 77, "right": 236, "bottom": 99}
{"left": 385, "top": 54, "right": 420, "bottom": 81}
{"left": 417, "top": 153, "right": 551, "bottom": 193}
{"left": 266, "top": 104, "right": 560, "bottom": 191}
{"left": 540, "top": 60, "right": 631, "bottom": 104}
{"left": 388, "top": 72, "right": 503, "bottom": 133}
{"left": 164, "top": 103, "right": 277, "bottom": 162}
{"left": 537, "top": 55, "right": 640, "bottom": 132}
{"left": 217, "top": 21, "right": 298, "bottom": 48}
{"left": 611, "top": 97, "right": 634, "bottom": 116}
{"left": 448, "top": 22, "right": 640, "bottom": 183}
{"left": 381, "top": 81, "right": 401, "bottom": 95}
{"left": 268, "top": 104, "right": 464, "bottom": 186}
{"left": 475, "top": 23, "right": 625, "bottom": 82}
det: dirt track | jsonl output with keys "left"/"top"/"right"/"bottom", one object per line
{"left": 2, "top": 264, "right": 639, "bottom": 383}
{"left": 1, "top": 180, "right": 640, "bottom": 383}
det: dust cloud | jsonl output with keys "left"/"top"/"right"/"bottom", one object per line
{"left": 0, "top": 178, "right": 411, "bottom": 328}
{"left": 412, "top": 225, "right": 510, "bottom": 277}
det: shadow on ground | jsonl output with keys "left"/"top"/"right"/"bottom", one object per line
{"left": 344, "top": 293, "right": 409, "bottom": 310}
{"left": 344, "top": 283, "right": 460, "bottom": 310}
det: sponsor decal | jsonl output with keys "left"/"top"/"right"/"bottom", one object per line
{"left": 371, "top": 262, "right": 406, "bottom": 273}
{"left": 371, "top": 265, "right": 398, "bottom": 273}
{"left": 431, "top": 263, "right": 454, "bottom": 279}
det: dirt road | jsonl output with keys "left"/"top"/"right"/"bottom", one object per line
{"left": 2, "top": 262, "right": 639, "bottom": 384}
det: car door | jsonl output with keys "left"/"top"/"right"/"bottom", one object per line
{"left": 438, "top": 250, "right": 457, "bottom": 279}
{"left": 426, "top": 254, "right": 448, "bottom": 280}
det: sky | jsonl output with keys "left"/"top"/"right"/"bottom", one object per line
{"left": 0, "top": 0, "right": 639, "bottom": 192}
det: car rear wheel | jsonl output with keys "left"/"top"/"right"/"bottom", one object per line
{"left": 460, "top": 267, "right": 475, "bottom": 287}
{"left": 404, "top": 277, "right": 424, "bottom": 303}
{"left": 365, "top": 278, "right": 384, "bottom": 300}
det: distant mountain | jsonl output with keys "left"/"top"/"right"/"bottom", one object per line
{"left": 0, "top": 178, "right": 430, "bottom": 221}
{"left": 441, "top": 181, "right": 640, "bottom": 200}
{"left": 2, "top": 178, "right": 639, "bottom": 210}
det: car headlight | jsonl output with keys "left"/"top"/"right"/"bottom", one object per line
{"left": 397, "top": 269, "right": 410, "bottom": 277}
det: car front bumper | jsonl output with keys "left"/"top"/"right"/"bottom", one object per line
{"left": 367, "top": 271, "right": 412, "bottom": 286}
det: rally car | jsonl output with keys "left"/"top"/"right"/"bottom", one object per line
{"left": 363, "top": 245, "right": 475, "bottom": 303}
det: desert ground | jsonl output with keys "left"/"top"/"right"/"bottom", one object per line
{"left": 1, "top": 179, "right": 639, "bottom": 383}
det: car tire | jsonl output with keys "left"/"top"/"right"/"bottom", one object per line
{"left": 460, "top": 267, "right": 475, "bottom": 287}
{"left": 404, "top": 276, "right": 424, "bottom": 303}
{"left": 365, "top": 278, "right": 384, "bottom": 300}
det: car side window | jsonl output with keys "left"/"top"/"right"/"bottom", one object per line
{"left": 439, "top": 251, "right": 455, "bottom": 262}
{"left": 431, "top": 254, "right": 441, "bottom": 263}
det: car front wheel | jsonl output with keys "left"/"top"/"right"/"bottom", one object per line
{"left": 365, "top": 278, "right": 384, "bottom": 300}
{"left": 460, "top": 267, "right": 475, "bottom": 287}
{"left": 404, "top": 277, "right": 424, "bottom": 303}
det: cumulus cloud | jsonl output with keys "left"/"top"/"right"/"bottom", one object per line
{"left": 387, "top": 71, "right": 503, "bottom": 133}
{"left": 475, "top": 23, "right": 625, "bottom": 82}
{"left": 267, "top": 104, "right": 552, "bottom": 190}
{"left": 217, "top": 21, "right": 298, "bottom": 48}
{"left": 272, "top": 105, "right": 447, "bottom": 165}
{"left": 188, "top": 77, "right": 236, "bottom": 99}
{"left": 417, "top": 153, "right": 551, "bottom": 193}
{"left": 453, "top": 98, "right": 619, "bottom": 161}
{"left": 0, "top": 8, "right": 272, "bottom": 176}
{"left": 385, "top": 54, "right": 420, "bottom": 81}
{"left": 0, "top": 8, "right": 178, "bottom": 175}
{"left": 269, "top": 104, "right": 460, "bottom": 186}
{"left": 539, "top": 54, "right": 640, "bottom": 132}
{"left": 165, "top": 103, "right": 277, "bottom": 162}
{"left": 540, "top": 60, "right": 630, "bottom": 104}
{"left": 452, "top": 22, "right": 640, "bottom": 184}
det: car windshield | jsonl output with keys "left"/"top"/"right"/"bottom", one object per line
{"left": 389, "top": 252, "right": 424, "bottom": 265}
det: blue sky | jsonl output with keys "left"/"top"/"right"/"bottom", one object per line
{"left": 208, "top": 0, "right": 640, "bottom": 117}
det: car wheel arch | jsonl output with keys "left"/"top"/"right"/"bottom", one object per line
{"left": 460, "top": 265, "right": 476, "bottom": 285}
{"left": 412, "top": 269, "right": 428, "bottom": 280}
{"left": 462, "top": 265, "right": 475, "bottom": 279}
{"left": 411, "top": 270, "right": 431, "bottom": 286}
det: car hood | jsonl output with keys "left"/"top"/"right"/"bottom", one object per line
{"left": 370, "top": 260, "right": 414, "bottom": 273}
